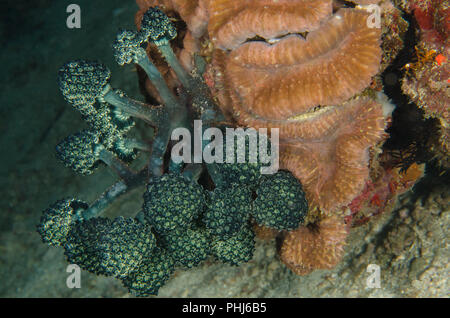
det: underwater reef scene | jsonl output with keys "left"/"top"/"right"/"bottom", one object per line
{"left": 0, "top": 0, "right": 448, "bottom": 297}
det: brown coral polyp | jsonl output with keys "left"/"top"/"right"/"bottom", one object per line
{"left": 280, "top": 215, "right": 349, "bottom": 275}
{"left": 207, "top": 7, "right": 386, "bottom": 213}
{"left": 222, "top": 9, "right": 382, "bottom": 120}
{"left": 207, "top": 0, "right": 333, "bottom": 50}
{"left": 279, "top": 97, "right": 387, "bottom": 212}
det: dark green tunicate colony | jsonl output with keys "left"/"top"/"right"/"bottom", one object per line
{"left": 253, "top": 171, "right": 308, "bottom": 230}
{"left": 209, "top": 132, "right": 265, "bottom": 188}
{"left": 143, "top": 173, "right": 205, "bottom": 234}
{"left": 84, "top": 100, "right": 135, "bottom": 150}
{"left": 160, "top": 226, "right": 211, "bottom": 268}
{"left": 57, "top": 59, "right": 138, "bottom": 171}
{"left": 56, "top": 130, "right": 103, "bottom": 175}
{"left": 112, "top": 29, "right": 146, "bottom": 66}
{"left": 37, "top": 6, "right": 309, "bottom": 297}
{"left": 212, "top": 226, "right": 255, "bottom": 266}
{"left": 65, "top": 217, "right": 156, "bottom": 278}
{"left": 37, "top": 198, "right": 88, "bottom": 246}
{"left": 121, "top": 248, "right": 175, "bottom": 297}
{"left": 58, "top": 60, "right": 110, "bottom": 114}
{"left": 204, "top": 186, "right": 252, "bottom": 238}
{"left": 140, "top": 6, "right": 177, "bottom": 45}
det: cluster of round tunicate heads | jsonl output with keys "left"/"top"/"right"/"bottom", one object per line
{"left": 40, "top": 7, "right": 310, "bottom": 297}
{"left": 38, "top": 131, "right": 308, "bottom": 296}
{"left": 54, "top": 7, "right": 183, "bottom": 176}
{"left": 65, "top": 216, "right": 157, "bottom": 278}
{"left": 139, "top": 132, "right": 309, "bottom": 292}
{"left": 37, "top": 198, "right": 172, "bottom": 296}
{"left": 56, "top": 60, "right": 136, "bottom": 175}
{"left": 132, "top": 134, "right": 304, "bottom": 295}
{"left": 112, "top": 6, "right": 176, "bottom": 66}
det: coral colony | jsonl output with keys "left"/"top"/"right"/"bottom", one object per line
{"left": 38, "top": 0, "right": 448, "bottom": 296}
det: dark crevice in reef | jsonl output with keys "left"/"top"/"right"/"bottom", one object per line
{"left": 410, "top": 163, "right": 449, "bottom": 204}
{"left": 380, "top": 13, "right": 438, "bottom": 172}
{"left": 381, "top": 12, "right": 418, "bottom": 111}
{"left": 380, "top": 12, "right": 449, "bottom": 199}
